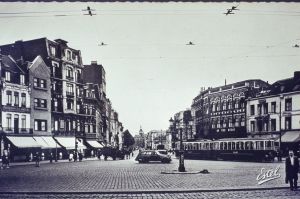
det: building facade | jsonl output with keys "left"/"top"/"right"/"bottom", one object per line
{"left": 191, "top": 80, "right": 269, "bottom": 140}
{"left": 247, "top": 72, "right": 300, "bottom": 153}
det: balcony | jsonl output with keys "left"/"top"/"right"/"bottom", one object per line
{"left": 66, "top": 91, "right": 75, "bottom": 97}
{"left": 2, "top": 105, "right": 30, "bottom": 113}
{"left": 85, "top": 133, "right": 97, "bottom": 139}
{"left": 2, "top": 127, "right": 33, "bottom": 134}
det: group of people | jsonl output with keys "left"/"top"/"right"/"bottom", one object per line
{"left": 68, "top": 150, "right": 83, "bottom": 162}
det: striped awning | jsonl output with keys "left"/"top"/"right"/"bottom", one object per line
{"left": 86, "top": 140, "right": 104, "bottom": 149}
{"left": 7, "top": 136, "right": 41, "bottom": 148}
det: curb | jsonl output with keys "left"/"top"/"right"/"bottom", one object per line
{"left": 0, "top": 186, "right": 290, "bottom": 195}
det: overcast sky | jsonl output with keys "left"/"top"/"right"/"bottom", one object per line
{"left": 0, "top": 2, "right": 299, "bottom": 135}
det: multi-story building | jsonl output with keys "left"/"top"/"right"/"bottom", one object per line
{"left": 247, "top": 72, "right": 300, "bottom": 153}
{"left": 0, "top": 55, "right": 31, "bottom": 135}
{"left": 82, "top": 61, "right": 107, "bottom": 142}
{"left": 28, "top": 56, "right": 52, "bottom": 136}
{"left": 1, "top": 38, "right": 87, "bottom": 151}
{"left": 191, "top": 80, "right": 269, "bottom": 139}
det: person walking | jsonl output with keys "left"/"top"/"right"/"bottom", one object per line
{"left": 286, "top": 150, "right": 299, "bottom": 190}
{"left": 34, "top": 152, "right": 40, "bottom": 167}
{"left": 49, "top": 152, "right": 53, "bottom": 163}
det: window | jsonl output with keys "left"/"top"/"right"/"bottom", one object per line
{"left": 66, "top": 67, "right": 73, "bottom": 78}
{"left": 21, "top": 93, "right": 26, "bottom": 107}
{"left": 54, "top": 120, "right": 59, "bottom": 131}
{"left": 271, "top": 119, "right": 276, "bottom": 131}
{"left": 234, "top": 99, "right": 240, "bottom": 109}
{"left": 285, "top": 117, "right": 291, "bottom": 130}
{"left": 228, "top": 100, "right": 232, "bottom": 109}
{"left": 34, "top": 120, "right": 47, "bottom": 131}
{"left": 250, "top": 105, "right": 255, "bottom": 115}
{"left": 6, "top": 91, "right": 12, "bottom": 105}
{"left": 257, "top": 104, "right": 262, "bottom": 115}
{"left": 52, "top": 62, "right": 59, "bottom": 76}
{"left": 20, "top": 75, "right": 25, "bottom": 85}
{"left": 34, "top": 98, "right": 47, "bottom": 108}
{"left": 67, "top": 50, "right": 72, "bottom": 61}
{"left": 235, "top": 118, "right": 240, "bottom": 127}
{"left": 6, "top": 114, "right": 12, "bottom": 130}
{"left": 66, "top": 84, "right": 74, "bottom": 94}
{"left": 271, "top": 102, "right": 276, "bottom": 113}
{"left": 21, "top": 115, "right": 26, "bottom": 129}
{"left": 33, "top": 78, "right": 47, "bottom": 89}
{"left": 263, "top": 103, "right": 268, "bottom": 114}
{"left": 285, "top": 98, "right": 292, "bottom": 111}
{"left": 53, "top": 98, "right": 58, "bottom": 110}
{"left": 67, "top": 100, "right": 74, "bottom": 110}
{"left": 34, "top": 78, "right": 38, "bottom": 87}
{"left": 50, "top": 46, "right": 56, "bottom": 56}
{"left": 222, "top": 101, "right": 227, "bottom": 111}
{"left": 14, "top": 92, "right": 19, "bottom": 106}
{"left": 40, "top": 79, "right": 46, "bottom": 88}
{"left": 241, "top": 117, "right": 245, "bottom": 127}
{"left": 263, "top": 121, "right": 268, "bottom": 131}
{"left": 250, "top": 121, "right": 255, "bottom": 132}
{"left": 5, "top": 71, "right": 11, "bottom": 82}
{"left": 228, "top": 118, "right": 233, "bottom": 127}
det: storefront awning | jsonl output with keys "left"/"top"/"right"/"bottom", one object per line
{"left": 7, "top": 136, "right": 41, "bottom": 148}
{"left": 33, "top": 136, "right": 61, "bottom": 149}
{"left": 54, "top": 137, "right": 86, "bottom": 150}
{"left": 33, "top": 137, "right": 50, "bottom": 149}
{"left": 41, "top": 136, "right": 61, "bottom": 149}
{"left": 281, "top": 131, "right": 300, "bottom": 143}
{"left": 86, "top": 140, "right": 104, "bottom": 149}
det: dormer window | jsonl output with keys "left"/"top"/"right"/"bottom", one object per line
{"left": 50, "top": 46, "right": 56, "bottom": 56}
{"left": 5, "top": 71, "right": 11, "bottom": 82}
{"left": 66, "top": 50, "right": 72, "bottom": 61}
{"left": 20, "top": 74, "right": 25, "bottom": 85}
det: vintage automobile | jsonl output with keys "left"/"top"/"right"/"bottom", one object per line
{"left": 135, "top": 150, "right": 171, "bottom": 163}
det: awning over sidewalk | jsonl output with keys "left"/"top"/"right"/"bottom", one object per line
{"left": 54, "top": 137, "right": 86, "bottom": 150}
{"left": 33, "top": 137, "right": 50, "bottom": 149}
{"left": 280, "top": 131, "right": 300, "bottom": 143}
{"left": 7, "top": 136, "right": 41, "bottom": 148}
{"left": 41, "top": 136, "right": 61, "bottom": 149}
{"left": 33, "top": 136, "right": 61, "bottom": 149}
{"left": 86, "top": 140, "right": 104, "bottom": 149}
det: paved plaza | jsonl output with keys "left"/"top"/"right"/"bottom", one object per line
{"left": 0, "top": 154, "right": 299, "bottom": 198}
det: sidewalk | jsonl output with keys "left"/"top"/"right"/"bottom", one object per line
{"left": 1, "top": 157, "right": 102, "bottom": 168}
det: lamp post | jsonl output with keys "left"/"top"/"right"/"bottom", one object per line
{"left": 169, "top": 117, "right": 185, "bottom": 172}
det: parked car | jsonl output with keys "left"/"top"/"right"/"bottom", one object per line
{"left": 135, "top": 150, "right": 171, "bottom": 163}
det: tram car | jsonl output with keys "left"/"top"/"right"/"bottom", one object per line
{"left": 175, "top": 138, "right": 279, "bottom": 162}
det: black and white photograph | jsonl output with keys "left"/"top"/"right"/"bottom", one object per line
{"left": 0, "top": 1, "right": 300, "bottom": 198}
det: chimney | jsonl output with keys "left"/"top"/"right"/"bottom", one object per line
{"left": 294, "top": 71, "right": 300, "bottom": 80}
{"left": 91, "top": 61, "right": 98, "bottom": 65}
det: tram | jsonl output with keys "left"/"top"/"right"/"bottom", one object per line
{"left": 175, "top": 138, "right": 279, "bottom": 162}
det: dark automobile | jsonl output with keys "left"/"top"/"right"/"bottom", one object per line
{"left": 135, "top": 150, "right": 171, "bottom": 163}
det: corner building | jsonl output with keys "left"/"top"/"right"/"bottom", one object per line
{"left": 191, "top": 80, "right": 269, "bottom": 140}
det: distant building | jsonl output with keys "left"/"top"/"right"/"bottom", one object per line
{"left": 134, "top": 127, "right": 145, "bottom": 149}
{"left": 145, "top": 130, "right": 167, "bottom": 150}
{"left": 191, "top": 80, "right": 269, "bottom": 139}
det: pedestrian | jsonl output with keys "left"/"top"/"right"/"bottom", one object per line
{"left": 97, "top": 149, "right": 101, "bottom": 160}
{"left": 78, "top": 150, "right": 83, "bottom": 162}
{"left": 74, "top": 151, "right": 77, "bottom": 162}
{"left": 1, "top": 154, "right": 5, "bottom": 169}
{"left": 69, "top": 152, "right": 73, "bottom": 162}
{"left": 286, "top": 150, "right": 299, "bottom": 190}
{"left": 29, "top": 153, "right": 33, "bottom": 162}
{"left": 59, "top": 152, "right": 63, "bottom": 160}
{"left": 34, "top": 152, "right": 40, "bottom": 167}
{"left": 49, "top": 152, "right": 53, "bottom": 163}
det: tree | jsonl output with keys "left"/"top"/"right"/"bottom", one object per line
{"left": 123, "top": 129, "right": 135, "bottom": 148}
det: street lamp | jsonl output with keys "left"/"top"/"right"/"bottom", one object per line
{"left": 169, "top": 117, "right": 185, "bottom": 172}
